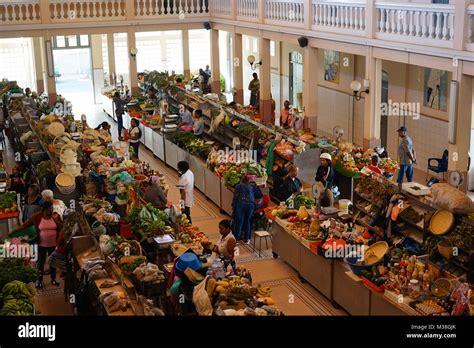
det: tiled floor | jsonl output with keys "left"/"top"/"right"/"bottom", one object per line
{"left": 9, "top": 99, "right": 346, "bottom": 315}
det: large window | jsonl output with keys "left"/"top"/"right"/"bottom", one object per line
{"left": 53, "top": 35, "right": 90, "bottom": 49}
{"left": 113, "top": 33, "right": 130, "bottom": 87}
{"left": 135, "top": 31, "right": 183, "bottom": 74}
{"left": 189, "top": 29, "right": 210, "bottom": 75}
{"left": 0, "top": 38, "right": 35, "bottom": 90}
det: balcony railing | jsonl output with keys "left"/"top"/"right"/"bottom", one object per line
{"left": 375, "top": 2, "right": 455, "bottom": 48}
{"left": 0, "top": 0, "right": 473, "bottom": 54}
{"left": 312, "top": 0, "right": 366, "bottom": 36}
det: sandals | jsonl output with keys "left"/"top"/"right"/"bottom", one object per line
{"left": 35, "top": 280, "right": 43, "bottom": 289}
{"left": 51, "top": 279, "right": 60, "bottom": 286}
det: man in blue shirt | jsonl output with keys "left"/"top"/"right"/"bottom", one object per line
{"left": 397, "top": 126, "right": 417, "bottom": 184}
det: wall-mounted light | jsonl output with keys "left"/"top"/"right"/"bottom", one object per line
{"left": 203, "top": 22, "right": 212, "bottom": 30}
{"left": 350, "top": 79, "right": 369, "bottom": 101}
{"left": 130, "top": 48, "right": 138, "bottom": 60}
{"left": 45, "top": 40, "right": 54, "bottom": 78}
{"left": 247, "top": 55, "right": 262, "bottom": 71}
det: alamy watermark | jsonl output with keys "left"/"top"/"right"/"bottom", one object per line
{"left": 381, "top": 100, "right": 420, "bottom": 120}
{"left": 217, "top": 148, "right": 258, "bottom": 164}
{"left": 324, "top": 242, "right": 365, "bottom": 259}
{"left": 0, "top": 242, "right": 38, "bottom": 261}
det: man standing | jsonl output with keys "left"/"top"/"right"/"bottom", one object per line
{"left": 177, "top": 161, "right": 194, "bottom": 224}
{"left": 397, "top": 126, "right": 416, "bottom": 184}
{"left": 248, "top": 73, "right": 260, "bottom": 107}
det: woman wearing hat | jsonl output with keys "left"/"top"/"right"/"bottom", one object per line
{"left": 315, "top": 152, "right": 335, "bottom": 207}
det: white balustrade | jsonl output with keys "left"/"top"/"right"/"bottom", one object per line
{"left": 312, "top": 0, "right": 366, "bottom": 34}
{"left": 0, "top": 0, "right": 40, "bottom": 24}
{"left": 48, "top": 0, "right": 125, "bottom": 21}
{"left": 265, "top": 0, "right": 304, "bottom": 25}
{"left": 237, "top": 0, "right": 258, "bottom": 18}
{"left": 376, "top": 3, "right": 454, "bottom": 45}
{"left": 211, "top": 0, "right": 231, "bottom": 16}
{"left": 134, "top": 0, "right": 209, "bottom": 18}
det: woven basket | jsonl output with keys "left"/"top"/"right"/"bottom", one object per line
{"left": 55, "top": 173, "right": 76, "bottom": 194}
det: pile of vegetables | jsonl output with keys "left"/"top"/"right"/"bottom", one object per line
{"left": 0, "top": 259, "right": 40, "bottom": 291}
{"left": 223, "top": 168, "right": 243, "bottom": 187}
{"left": 80, "top": 196, "right": 113, "bottom": 215}
{"left": 292, "top": 195, "right": 316, "bottom": 209}
{"left": 101, "top": 148, "right": 116, "bottom": 157}
{"left": 173, "top": 132, "right": 212, "bottom": 158}
{"left": 240, "top": 162, "right": 267, "bottom": 180}
{"left": 36, "top": 160, "right": 52, "bottom": 178}
{"left": 126, "top": 204, "right": 168, "bottom": 241}
{"left": 0, "top": 192, "right": 18, "bottom": 213}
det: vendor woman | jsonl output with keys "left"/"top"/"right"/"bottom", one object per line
{"left": 315, "top": 153, "right": 335, "bottom": 207}
{"left": 144, "top": 176, "right": 167, "bottom": 210}
{"left": 212, "top": 219, "right": 237, "bottom": 272}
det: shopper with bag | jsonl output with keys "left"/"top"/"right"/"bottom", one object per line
{"left": 10, "top": 202, "right": 63, "bottom": 288}
{"left": 113, "top": 91, "right": 131, "bottom": 141}
{"left": 177, "top": 161, "right": 194, "bottom": 224}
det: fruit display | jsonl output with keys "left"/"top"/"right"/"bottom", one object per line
{"left": 1, "top": 280, "right": 36, "bottom": 316}
{"left": 379, "top": 158, "right": 399, "bottom": 172}
{"left": 274, "top": 142, "right": 296, "bottom": 161}
{"left": 414, "top": 299, "right": 447, "bottom": 315}
{"left": 0, "top": 192, "right": 18, "bottom": 214}
{"left": 448, "top": 222, "right": 474, "bottom": 252}
{"left": 287, "top": 221, "right": 311, "bottom": 239}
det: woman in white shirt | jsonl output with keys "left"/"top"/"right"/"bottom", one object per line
{"left": 177, "top": 161, "right": 194, "bottom": 224}
{"left": 212, "top": 219, "right": 237, "bottom": 272}
{"left": 129, "top": 118, "right": 141, "bottom": 159}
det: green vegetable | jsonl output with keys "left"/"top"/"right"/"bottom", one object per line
{"left": 292, "top": 195, "right": 315, "bottom": 209}
{"left": 0, "top": 259, "right": 40, "bottom": 291}
{"left": 126, "top": 204, "right": 168, "bottom": 241}
{"left": 223, "top": 170, "right": 242, "bottom": 187}
{"left": 0, "top": 192, "right": 17, "bottom": 209}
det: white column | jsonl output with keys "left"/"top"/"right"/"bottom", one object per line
{"left": 232, "top": 32, "right": 243, "bottom": 104}
{"left": 182, "top": 29, "right": 191, "bottom": 80}
{"left": 363, "top": 47, "right": 382, "bottom": 149}
{"left": 303, "top": 45, "right": 318, "bottom": 131}
{"left": 210, "top": 29, "right": 221, "bottom": 95}
{"left": 91, "top": 34, "right": 104, "bottom": 104}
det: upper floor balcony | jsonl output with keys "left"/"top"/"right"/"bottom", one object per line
{"left": 1, "top": 0, "right": 474, "bottom": 56}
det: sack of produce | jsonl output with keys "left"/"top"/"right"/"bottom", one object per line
{"left": 431, "top": 183, "right": 474, "bottom": 214}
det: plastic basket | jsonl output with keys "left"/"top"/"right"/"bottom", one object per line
{"left": 7, "top": 225, "right": 37, "bottom": 244}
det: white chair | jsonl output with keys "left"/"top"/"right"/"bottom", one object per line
{"left": 252, "top": 230, "right": 272, "bottom": 258}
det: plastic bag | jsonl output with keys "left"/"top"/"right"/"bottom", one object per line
{"left": 192, "top": 276, "right": 213, "bottom": 316}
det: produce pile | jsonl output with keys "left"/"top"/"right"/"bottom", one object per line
{"left": 0, "top": 192, "right": 18, "bottom": 214}
{"left": 173, "top": 132, "right": 212, "bottom": 159}
{"left": 126, "top": 204, "right": 169, "bottom": 241}
{"left": 216, "top": 162, "right": 268, "bottom": 188}
{"left": 355, "top": 177, "right": 397, "bottom": 207}
{"left": 1, "top": 280, "right": 36, "bottom": 316}
{"left": 81, "top": 196, "right": 119, "bottom": 224}
{"left": 0, "top": 258, "right": 40, "bottom": 290}
{"left": 36, "top": 160, "right": 53, "bottom": 178}
{"left": 204, "top": 274, "right": 280, "bottom": 316}
{"left": 99, "top": 291, "right": 132, "bottom": 313}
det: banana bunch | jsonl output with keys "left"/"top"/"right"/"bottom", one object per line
{"left": 2, "top": 299, "right": 33, "bottom": 316}
{"left": 255, "top": 285, "right": 272, "bottom": 298}
{"left": 2, "top": 281, "right": 36, "bottom": 301}
{"left": 181, "top": 214, "right": 190, "bottom": 225}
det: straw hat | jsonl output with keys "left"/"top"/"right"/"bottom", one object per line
{"left": 60, "top": 148, "right": 78, "bottom": 164}
{"left": 56, "top": 173, "right": 75, "bottom": 187}
{"left": 363, "top": 241, "right": 389, "bottom": 265}
{"left": 47, "top": 122, "right": 65, "bottom": 137}
{"left": 429, "top": 209, "right": 454, "bottom": 236}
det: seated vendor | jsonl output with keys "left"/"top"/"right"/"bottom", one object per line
{"left": 280, "top": 165, "right": 302, "bottom": 201}
{"left": 212, "top": 219, "right": 237, "bottom": 272}
{"left": 144, "top": 176, "right": 167, "bottom": 210}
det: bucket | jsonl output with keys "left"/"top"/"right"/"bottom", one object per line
{"left": 338, "top": 199, "right": 351, "bottom": 213}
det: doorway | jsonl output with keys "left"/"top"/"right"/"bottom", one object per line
{"left": 289, "top": 51, "right": 303, "bottom": 110}
{"left": 52, "top": 35, "right": 94, "bottom": 116}
{"left": 380, "top": 70, "right": 389, "bottom": 148}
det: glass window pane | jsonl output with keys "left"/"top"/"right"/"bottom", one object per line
{"left": 270, "top": 41, "right": 275, "bottom": 57}
{"left": 188, "top": 29, "right": 210, "bottom": 75}
{"left": 67, "top": 35, "right": 77, "bottom": 47}
{"left": 56, "top": 36, "right": 66, "bottom": 48}
{"left": 80, "top": 35, "right": 89, "bottom": 46}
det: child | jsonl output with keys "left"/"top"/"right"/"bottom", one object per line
{"left": 192, "top": 109, "right": 205, "bottom": 136}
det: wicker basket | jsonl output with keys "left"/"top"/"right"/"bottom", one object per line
{"left": 55, "top": 173, "right": 76, "bottom": 194}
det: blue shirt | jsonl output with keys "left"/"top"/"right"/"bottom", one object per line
{"left": 232, "top": 183, "right": 255, "bottom": 207}
{"left": 180, "top": 110, "right": 193, "bottom": 126}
